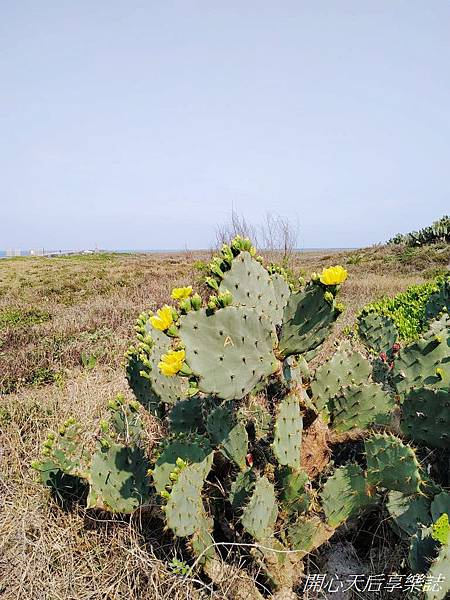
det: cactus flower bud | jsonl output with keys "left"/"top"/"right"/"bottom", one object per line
{"left": 205, "top": 277, "right": 219, "bottom": 291}
{"left": 166, "top": 324, "right": 179, "bottom": 337}
{"left": 190, "top": 293, "right": 202, "bottom": 310}
{"left": 179, "top": 298, "right": 192, "bottom": 314}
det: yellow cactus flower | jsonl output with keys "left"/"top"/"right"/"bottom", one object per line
{"left": 150, "top": 305, "right": 174, "bottom": 331}
{"left": 158, "top": 349, "right": 186, "bottom": 377}
{"left": 319, "top": 266, "right": 348, "bottom": 286}
{"left": 171, "top": 286, "right": 193, "bottom": 301}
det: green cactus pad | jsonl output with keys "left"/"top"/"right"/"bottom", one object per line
{"left": 401, "top": 388, "right": 450, "bottom": 449}
{"left": 311, "top": 342, "right": 371, "bottom": 415}
{"left": 179, "top": 306, "right": 277, "bottom": 401}
{"left": 279, "top": 283, "right": 341, "bottom": 359}
{"left": 272, "top": 392, "right": 302, "bottom": 469}
{"left": 164, "top": 464, "right": 205, "bottom": 537}
{"left": 287, "top": 515, "right": 333, "bottom": 556}
{"left": 425, "top": 277, "right": 450, "bottom": 321}
{"left": 218, "top": 251, "right": 287, "bottom": 325}
{"left": 108, "top": 396, "right": 142, "bottom": 443}
{"left": 424, "top": 541, "right": 450, "bottom": 600}
{"left": 207, "top": 404, "right": 248, "bottom": 469}
{"left": 229, "top": 469, "right": 256, "bottom": 509}
{"left": 40, "top": 420, "right": 88, "bottom": 478}
{"left": 127, "top": 320, "right": 188, "bottom": 408}
{"left": 330, "top": 382, "right": 395, "bottom": 433}
{"left": 357, "top": 312, "right": 398, "bottom": 354}
{"left": 152, "top": 436, "right": 213, "bottom": 494}
{"left": 189, "top": 513, "right": 216, "bottom": 564}
{"left": 431, "top": 492, "right": 450, "bottom": 522}
{"left": 88, "top": 442, "right": 150, "bottom": 513}
{"left": 365, "top": 434, "right": 422, "bottom": 494}
{"left": 409, "top": 526, "right": 439, "bottom": 574}
{"left": 125, "top": 350, "right": 163, "bottom": 417}
{"left": 392, "top": 328, "right": 450, "bottom": 395}
{"left": 278, "top": 467, "right": 310, "bottom": 515}
{"left": 241, "top": 476, "right": 278, "bottom": 541}
{"left": 321, "top": 464, "right": 376, "bottom": 528}
{"left": 387, "top": 491, "right": 432, "bottom": 538}
{"left": 169, "top": 396, "right": 205, "bottom": 434}
{"left": 270, "top": 273, "right": 291, "bottom": 321}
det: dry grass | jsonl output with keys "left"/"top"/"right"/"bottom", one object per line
{"left": 1, "top": 245, "right": 447, "bottom": 599}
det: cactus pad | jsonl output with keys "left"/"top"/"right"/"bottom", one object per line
{"left": 219, "top": 251, "right": 287, "bottom": 325}
{"left": 272, "top": 392, "right": 302, "bottom": 469}
{"left": 271, "top": 273, "right": 291, "bottom": 319}
{"left": 164, "top": 464, "right": 205, "bottom": 537}
{"left": 330, "top": 382, "right": 395, "bottom": 433}
{"left": 387, "top": 491, "right": 432, "bottom": 538}
{"left": 287, "top": 515, "right": 333, "bottom": 556}
{"left": 424, "top": 541, "right": 450, "bottom": 600}
{"left": 409, "top": 526, "right": 439, "bottom": 574}
{"left": 88, "top": 442, "right": 150, "bottom": 513}
{"left": 39, "top": 419, "right": 88, "bottom": 477}
{"left": 321, "top": 464, "right": 376, "bottom": 528}
{"left": 278, "top": 467, "right": 310, "bottom": 515}
{"left": 127, "top": 321, "right": 188, "bottom": 408}
{"left": 169, "top": 396, "right": 205, "bottom": 434}
{"left": 279, "top": 283, "right": 340, "bottom": 359}
{"left": 401, "top": 387, "right": 450, "bottom": 449}
{"left": 311, "top": 343, "right": 371, "bottom": 415}
{"left": 357, "top": 312, "right": 398, "bottom": 354}
{"left": 207, "top": 404, "right": 248, "bottom": 469}
{"left": 179, "top": 306, "right": 277, "bottom": 400}
{"left": 152, "top": 436, "right": 213, "bottom": 494}
{"left": 425, "top": 277, "right": 450, "bottom": 321}
{"left": 365, "top": 434, "right": 422, "bottom": 494}
{"left": 431, "top": 492, "right": 450, "bottom": 522}
{"left": 241, "top": 476, "right": 278, "bottom": 541}
{"left": 392, "top": 329, "right": 450, "bottom": 395}
{"left": 229, "top": 469, "right": 257, "bottom": 509}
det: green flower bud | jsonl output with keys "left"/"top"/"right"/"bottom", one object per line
{"left": 190, "top": 293, "right": 202, "bottom": 310}
{"left": 166, "top": 324, "right": 179, "bottom": 337}
{"left": 179, "top": 298, "right": 192, "bottom": 314}
{"left": 205, "top": 277, "right": 219, "bottom": 291}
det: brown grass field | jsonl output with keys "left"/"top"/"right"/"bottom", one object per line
{"left": 1, "top": 243, "right": 449, "bottom": 599}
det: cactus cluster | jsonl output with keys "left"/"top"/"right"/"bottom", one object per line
{"left": 388, "top": 215, "right": 450, "bottom": 246}
{"left": 34, "top": 236, "right": 450, "bottom": 599}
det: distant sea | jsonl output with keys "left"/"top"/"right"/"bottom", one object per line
{"left": 0, "top": 247, "right": 355, "bottom": 258}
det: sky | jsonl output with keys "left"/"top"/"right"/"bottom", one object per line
{"left": 1, "top": 2, "right": 449, "bottom": 250}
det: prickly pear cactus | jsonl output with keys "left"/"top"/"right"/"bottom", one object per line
{"left": 310, "top": 342, "right": 371, "bottom": 415}
{"left": 365, "top": 434, "right": 423, "bottom": 495}
{"left": 358, "top": 312, "right": 398, "bottom": 354}
{"left": 179, "top": 306, "right": 277, "bottom": 400}
{"left": 401, "top": 387, "right": 450, "bottom": 449}
{"left": 321, "top": 464, "right": 377, "bottom": 527}
{"left": 36, "top": 236, "right": 450, "bottom": 598}
{"left": 392, "top": 322, "right": 450, "bottom": 395}
{"left": 279, "top": 283, "right": 341, "bottom": 358}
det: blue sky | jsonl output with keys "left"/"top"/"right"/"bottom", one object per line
{"left": 1, "top": 2, "right": 449, "bottom": 250}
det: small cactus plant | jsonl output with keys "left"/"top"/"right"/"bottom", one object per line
{"left": 33, "top": 236, "right": 450, "bottom": 599}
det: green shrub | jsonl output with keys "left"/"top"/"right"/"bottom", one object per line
{"left": 360, "top": 276, "right": 447, "bottom": 342}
